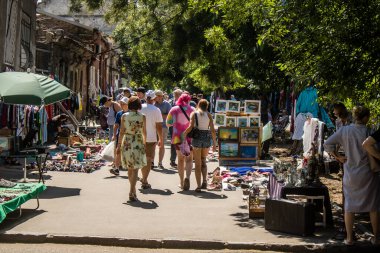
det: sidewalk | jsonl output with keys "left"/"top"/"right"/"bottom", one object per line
{"left": 0, "top": 145, "right": 377, "bottom": 252}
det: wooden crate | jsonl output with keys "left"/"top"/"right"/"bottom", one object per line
{"left": 57, "top": 137, "right": 69, "bottom": 146}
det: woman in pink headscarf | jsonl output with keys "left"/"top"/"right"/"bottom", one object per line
{"left": 166, "top": 93, "right": 195, "bottom": 190}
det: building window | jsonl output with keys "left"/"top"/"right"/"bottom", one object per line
{"left": 20, "top": 11, "right": 32, "bottom": 69}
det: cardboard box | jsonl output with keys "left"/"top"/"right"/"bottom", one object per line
{"left": 70, "top": 135, "right": 83, "bottom": 145}
{"left": 0, "top": 136, "right": 14, "bottom": 151}
{"left": 57, "top": 137, "right": 70, "bottom": 146}
{"left": 0, "top": 128, "right": 12, "bottom": 136}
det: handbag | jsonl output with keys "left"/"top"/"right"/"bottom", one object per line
{"left": 179, "top": 106, "right": 200, "bottom": 139}
{"left": 366, "top": 129, "right": 380, "bottom": 173}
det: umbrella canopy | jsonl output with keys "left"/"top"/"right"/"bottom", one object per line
{"left": 0, "top": 72, "right": 71, "bottom": 105}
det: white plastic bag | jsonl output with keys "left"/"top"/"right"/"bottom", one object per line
{"left": 100, "top": 141, "right": 115, "bottom": 161}
{"left": 261, "top": 121, "right": 273, "bottom": 143}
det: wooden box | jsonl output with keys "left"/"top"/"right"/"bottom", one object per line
{"left": 57, "top": 137, "right": 70, "bottom": 146}
{"left": 249, "top": 196, "right": 266, "bottom": 219}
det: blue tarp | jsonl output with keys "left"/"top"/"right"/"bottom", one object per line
{"left": 230, "top": 167, "right": 273, "bottom": 175}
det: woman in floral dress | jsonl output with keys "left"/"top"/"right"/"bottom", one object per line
{"left": 116, "top": 96, "right": 147, "bottom": 201}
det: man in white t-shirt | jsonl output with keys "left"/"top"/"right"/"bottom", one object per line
{"left": 139, "top": 90, "right": 163, "bottom": 189}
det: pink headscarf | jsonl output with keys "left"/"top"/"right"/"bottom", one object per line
{"left": 176, "top": 94, "right": 191, "bottom": 106}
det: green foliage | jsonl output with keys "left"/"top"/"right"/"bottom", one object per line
{"left": 192, "top": 0, "right": 380, "bottom": 121}
{"left": 72, "top": 0, "right": 380, "bottom": 121}
{"left": 72, "top": 0, "right": 287, "bottom": 94}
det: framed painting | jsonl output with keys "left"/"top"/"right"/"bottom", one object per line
{"left": 214, "top": 113, "right": 226, "bottom": 127}
{"left": 220, "top": 142, "right": 239, "bottom": 157}
{"left": 218, "top": 127, "right": 239, "bottom": 141}
{"left": 248, "top": 116, "right": 261, "bottom": 127}
{"left": 239, "top": 145, "right": 258, "bottom": 159}
{"left": 244, "top": 100, "right": 261, "bottom": 114}
{"left": 227, "top": 100, "right": 240, "bottom": 113}
{"left": 225, "top": 116, "right": 237, "bottom": 127}
{"left": 240, "top": 127, "right": 260, "bottom": 144}
{"left": 237, "top": 117, "right": 249, "bottom": 128}
{"left": 215, "top": 99, "right": 228, "bottom": 113}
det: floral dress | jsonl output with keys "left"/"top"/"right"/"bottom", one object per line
{"left": 120, "top": 111, "right": 147, "bottom": 170}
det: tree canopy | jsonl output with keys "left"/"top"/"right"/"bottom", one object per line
{"left": 69, "top": 0, "right": 286, "bottom": 95}
{"left": 71, "top": 0, "right": 380, "bottom": 119}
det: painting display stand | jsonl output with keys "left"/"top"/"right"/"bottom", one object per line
{"left": 213, "top": 99, "right": 262, "bottom": 167}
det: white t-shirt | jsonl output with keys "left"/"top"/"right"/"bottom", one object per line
{"left": 140, "top": 104, "right": 163, "bottom": 142}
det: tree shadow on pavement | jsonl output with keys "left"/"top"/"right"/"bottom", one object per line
{"left": 103, "top": 175, "right": 129, "bottom": 179}
{"left": 178, "top": 190, "right": 227, "bottom": 199}
{"left": 152, "top": 167, "right": 177, "bottom": 174}
{"left": 123, "top": 200, "right": 159, "bottom": 209}
{"left": 138, "top": 189, "right": 173, "bottom": 195}
{"left": 39, "top": 186, "right": 81, "bottom": 199}
{"left": 0, "top": 209, "right": 46, "bottom": 232}
{"left": 230, "top": 212, "right": 264, "bottom": 229}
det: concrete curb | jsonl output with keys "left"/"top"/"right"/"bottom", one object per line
{"left": 0, "top": 232, "right": 365, "bottom": 252}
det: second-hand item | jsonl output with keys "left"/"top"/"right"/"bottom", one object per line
{"left": 265, "top": 198, "right": 315, "bottom": 236}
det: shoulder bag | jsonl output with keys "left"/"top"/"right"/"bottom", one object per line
{"left": 366, "top": 129, "right": 380, "bottom": 173}
{"left": 179, "top": 106, "right": 200, "bottom": 139}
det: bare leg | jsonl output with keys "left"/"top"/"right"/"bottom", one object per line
{"left": 176, "top": 150, "right": 185, "bottom": 188}
{"left": 141, "top": 143, "right": 156, "bottom": 185}
{"left": 185, "top": 151, "right": 193, "bottom": 179}
{"left": 159, "top": 145, "right": 165, "bottom": 165}
{"left": 370, "top": 211, "right": 378, "bottom": 239}
{"left": 159, "top": 128, "right": 168, "bottom": 165}
{"left": 193, "top": 148, "right": 202, "bottom": 188}
{"left": 201, "top": 148, "right": 209, "bottom": 183}
{"left": 344, "top": 212, "right": 354, "bottom": 243}
{"left": 128, "top": 168, "right": 137, "bottom": 196}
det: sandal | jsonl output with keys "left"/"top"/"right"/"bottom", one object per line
{"left": 183, "top": 178, "right": 190, "bottom": 191}
{"left": 343, "top": 239, "right": 354, "bottom": 246}
{"left": 129, "top": 193, "right": 138, "bottom": 201}
{"left": 141, "top": 182, "right": 151, "bottom": 189}
{"left": 195, "top": 187, "right": 202, "bottom": 193}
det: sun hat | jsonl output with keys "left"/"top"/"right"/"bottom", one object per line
{"left": 146, "top": 90, "right": 156, "bottom": 100}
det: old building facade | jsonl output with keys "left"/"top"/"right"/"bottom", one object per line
{"left": 0, "top": 0, "right": 37, "bottom": 72}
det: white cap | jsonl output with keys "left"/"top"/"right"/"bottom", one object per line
{"left": 146, "top": 90, "right": 156, "bottom": 100}
{"left": 120, "top": 97, "right": 129, "bottom": 104}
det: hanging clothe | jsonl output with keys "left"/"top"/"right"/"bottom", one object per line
{"left": 39, "top": 106, "right": 48, "bottom": 144}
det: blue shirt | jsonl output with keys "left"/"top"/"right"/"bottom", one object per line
{"left": 296, "top": 87, "right": 334, "bottom": 128}
{"left": 155, "top": 100, "right": 172, "bottom": 128}
{"left": 115, "top": 110, "right": 125, "bottom": 138}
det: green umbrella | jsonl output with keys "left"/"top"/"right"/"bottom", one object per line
{"left": 0, "top": 72, "right": 71, "bottom": 105}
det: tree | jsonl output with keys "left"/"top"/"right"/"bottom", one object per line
{"left": 70, "top": 0, "right": 288, "bottom": 95}
{"left": 192, "top": 0, "right": 380, "bottom": 119}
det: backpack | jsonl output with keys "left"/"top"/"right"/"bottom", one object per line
{"left": 99, "top": 106, "right": 109, "bottom": 130}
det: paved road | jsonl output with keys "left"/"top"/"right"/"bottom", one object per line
{"left": 0, "top": 243, "right": 284, "bottom": 253}
{"left": 0, "top": 144, "right": 342, "bottom": 251}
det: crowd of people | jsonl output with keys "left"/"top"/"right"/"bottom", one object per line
{"left": 95, "top": 86, "right": 380, "bottom": 244}
{"left": 99, "top": 87, "right": 217, "bottom": 201}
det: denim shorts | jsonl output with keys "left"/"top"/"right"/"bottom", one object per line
{"left": 192, "top": 130, "right": 212, "bottom": 148}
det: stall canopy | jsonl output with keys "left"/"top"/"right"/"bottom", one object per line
{"left": 0, "top": 72, "right": 71, "bottom": 105}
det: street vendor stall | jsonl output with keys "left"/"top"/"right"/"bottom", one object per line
{"left": 0, "top": 182, "right": 46, "bottom": 223}
{"left": 0, "top": 71, "right": 71, "bottom": 182}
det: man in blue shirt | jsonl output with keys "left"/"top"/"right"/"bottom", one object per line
{"left": 154, "top": 90, "right": 172, "bottom": 169}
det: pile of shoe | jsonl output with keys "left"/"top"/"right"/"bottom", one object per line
{"left": 0, "top": 178, "right": 16, "bottom": 188}
{"left": 0, "top": 194, "right": 17, "bottom": 203}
